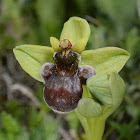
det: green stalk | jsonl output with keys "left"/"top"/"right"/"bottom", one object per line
{"left": 88, "top": 118, "right": 105, "bottom": 140}
{"left": 75, "top": 110, "right": 106, "bottom": 140}
{"left": 75, "top": 85, "right": 106, "bottom": 140}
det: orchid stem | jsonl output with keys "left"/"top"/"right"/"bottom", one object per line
{"left": 75, "top": 109, "right": 106, "bottom": 140}
{"left": 75, "top": 85, "right": 105, "bottom": 140}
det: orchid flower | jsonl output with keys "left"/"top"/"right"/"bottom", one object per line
{"left": 13, "top": 17, "right": 130, "bottom": 140}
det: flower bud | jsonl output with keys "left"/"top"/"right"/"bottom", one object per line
{"left": 87, "top": 72, "right": 125, "bottom": 109}
{"left": 78, "top": 98, "right": 102, "bottom": 118}
{"left": 87, "top": 74, "right": 112, "bottom": 107}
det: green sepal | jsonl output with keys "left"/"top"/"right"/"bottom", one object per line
{"left": 60, "top": 17, "right": 90, "bottom": 53}
{"left": 81, "top": 47, "right": 130, "bottom": 74}
{"left": 13, "top": 45, "right": 54, "bottom": 82}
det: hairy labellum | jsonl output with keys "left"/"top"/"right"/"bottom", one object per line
{"left": 41, "top": 40, "right": 96, "bottom": 113}
{"left": 44, "top": 72, "right": 82, "bottom": 113}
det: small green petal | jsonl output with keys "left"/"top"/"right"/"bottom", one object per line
{"left": 13, "top": 45, "right": 54, "bottom": 82}
{"left": 72, "top": 38, "right": 88, "bottom": 54}
{"left": 60, "top": 17, "right": 90, "bottom": 47}
{"left": 50, "top": 37, "right": 61, "bottom": 52}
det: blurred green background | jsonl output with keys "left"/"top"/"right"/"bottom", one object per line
{"left": 0, "top": 0, "right": 140, "bottom": 140}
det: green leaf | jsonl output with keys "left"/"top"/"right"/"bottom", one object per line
{"left": 1, "top": 112, "right": 20, "bottom": 134}
{"left": 81, "top": 47, "right": 130, "bottom": 74}
{"left": 13, "top": 45, "right": 54, "bottom": 82}
{"left": 60, "top": 17, "right": 90, "bottom": 51}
